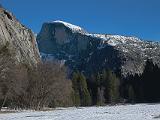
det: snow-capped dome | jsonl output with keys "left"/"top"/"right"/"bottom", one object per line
{"left": 48, "top": 20, "right": 144, "bottom": 47}
{"left": 51, "top": 20, "right": 86, "bottom": 34}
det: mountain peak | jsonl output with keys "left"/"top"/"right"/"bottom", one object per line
{"left": 37, "top": 20, "right": 160, "bottom": 76}
{"left": 49, "top": 20, "right": 86, "bottom": 34}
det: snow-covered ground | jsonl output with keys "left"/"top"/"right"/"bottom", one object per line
{"left": 0, "top": 104, "right": 160, "bottom": 120}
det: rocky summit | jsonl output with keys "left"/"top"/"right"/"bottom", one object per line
{"left": 37, "top": 20, "right": 160, "bottom": 77}
{"left": 0, "top": 6, "right": 40, "bottom": 66}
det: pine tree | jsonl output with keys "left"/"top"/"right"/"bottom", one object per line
{"left": 104, "top": 70, "right": 120, "bottom": 103}
{"left": 141, "top": 59, "right": 160, "bottom": 102}
{"left": 79, "top": 73, "right": 92, "bottom": 106}
{"left": 96, "top": 87, "right": 105, "bottom": 106}
{"left": 128, "top": 85, "right": 135, "bottom": 103}
{"left": 72, "top": 72, "right": 81, "bottom": 106}
{"left": 96, "top": 70, "right": 107, "bottom": 105}
{"left": 72, "top": 71, "right": 92, "bottom": 106}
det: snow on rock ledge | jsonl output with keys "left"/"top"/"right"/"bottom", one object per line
{"left": 50, "top": 20, "right": 87, "bottom": 34}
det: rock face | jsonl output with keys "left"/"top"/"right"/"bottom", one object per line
{"left": 0, "top": 7, "right": 40, "bottom": 66}
{"left": 37, "top": 20, "right": 160, "bottom": 77}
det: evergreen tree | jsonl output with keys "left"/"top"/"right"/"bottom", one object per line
{"left": 104, "top": 70, "right": 120, "bottom": 103}
{"left": 88, "top": 74, "right": 98, "bottom": 105}
{"left": 124, "top": 59, "right": 160, "bottom": 103}
{"left": 96, "top": 72, "right": 102, "bottom": 87}
{"left": 72, "top": 72, "right": 91, "bottom": 106}
{"left": 72, "top": 72, "right": 81, "bottom": 106}
{"left": 128, "top": 85, "right": 135, "bottom": 103}
{"left": 141, "top": 59, "right": 160, "bottom": 102}
{"left": 96, "top": 87, "right": 105, "bottom": 106}
{"left": 95, "top": 70, "right": 106, "bottom": 105}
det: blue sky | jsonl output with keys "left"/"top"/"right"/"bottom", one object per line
{"left": 1, "top": 0, "right": 160, "bottom": 41}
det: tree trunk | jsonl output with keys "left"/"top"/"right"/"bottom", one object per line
{"left": 0, "top": 93, "right": 8, "bottom": 110}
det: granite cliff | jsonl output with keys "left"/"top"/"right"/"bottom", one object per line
{"left": 0, "top": 6, "right": 40, "bottom": 66}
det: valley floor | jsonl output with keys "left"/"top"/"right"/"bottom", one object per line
{"left": 0, "top": 104, "right": 160, "bottom": 120}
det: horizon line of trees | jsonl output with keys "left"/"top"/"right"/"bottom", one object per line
{"left": 0, "top": 46, "right": 160, "bottom": 110}
{"left": 122, "top": 59, "right": 160, "bottom": 103}
{"left": 72, "top": 59, "right": 160, "bottom": 106}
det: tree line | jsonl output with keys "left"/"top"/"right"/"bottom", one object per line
{"left": 0, "top": 60, "right": 74, "bottom": 110}
{"left": 72, "top": 70, "right": 120, "bottom": 106}
{"left": 71, "top": 59, "right": 160, "bottom": 106}
{"left": 122, "top": 59, "right": 160, "bottom": 103}
{"left": 0, "top": 45, "right": 160, "bottom": 110}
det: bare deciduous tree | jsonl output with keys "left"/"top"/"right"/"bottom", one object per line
{"left": 28, "top": 61, "right": 73, "bottom": 110}
{"left": 0, "top": 43, "right": 73, "bottom": 110}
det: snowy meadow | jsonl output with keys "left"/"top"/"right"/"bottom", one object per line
{"left": 0, "top": 104, "right": 160, "bottom": 120}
